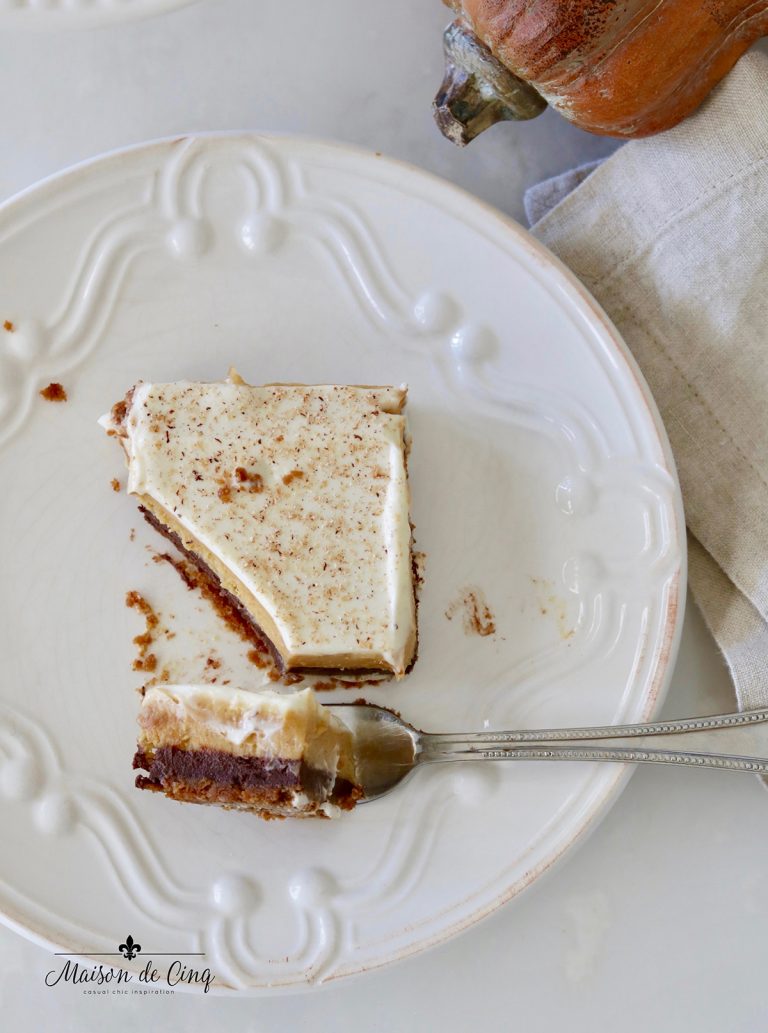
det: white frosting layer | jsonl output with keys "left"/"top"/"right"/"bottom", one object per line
{"left": 106, "top": 381, "right": 415, "bottom": 674}
{"left": 140, "top": 684, "right": 349, "bottom": 773}
{"left": 145, "top": 684, "right": 300, "bottom": 749}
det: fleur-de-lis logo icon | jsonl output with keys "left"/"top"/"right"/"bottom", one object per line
{"left": 118, "top": 935, "right": 141, "bottom": 961}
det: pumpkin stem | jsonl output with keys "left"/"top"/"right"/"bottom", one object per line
{"left": 433, "top": 21, "right": 547, "bottom": 147}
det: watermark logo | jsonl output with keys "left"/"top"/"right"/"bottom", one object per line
{"left": 45, "top": 935, "right": 215, "bottom": 994}
{"left": 118, "top": 936, "right": 141, "bottom": 961}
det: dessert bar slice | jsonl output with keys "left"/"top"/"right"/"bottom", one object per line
{"left": 101, "top": 375, "right": 417, "bottom": 677}
{"left": 133, "top": 685, "right": 362, "bottom": 819}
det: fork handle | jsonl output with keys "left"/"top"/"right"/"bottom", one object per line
{"left": 419, "top": 708, "right": 768, "bottom": 773}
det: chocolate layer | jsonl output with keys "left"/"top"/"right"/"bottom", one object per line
{"left": 132, "top": 747, "right": 363, "bottom": 818}
{"left": 132, "top": 745, "right": 360, "bottom": 807}
{"left": 134, "top": 745, "right": 301, "bottom": 789}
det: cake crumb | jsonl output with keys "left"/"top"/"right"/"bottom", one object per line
{"left": 111, "top": 478, "right": 121, "bottom": 492}
{"left": 40, "top": 382, "right": 67, "bottom": 402}
{"left": 282, "top": 469, "right": 304, "bottom": 486}
{"left": 111, "top": 399, "right": 127, "bottom": 425}
{"left": 126, "top": 590, "right": 162, "bottom": 675}
{"left": 446, "top": 588, "right": 496, "bottom": 637}
{"left": 413, "top": 550, "right": 426, "bottom": 589}
{"left": 3, "top": 320, "right": 14, "bottom": 332}
{"left": 247, "top": 647, "right": 268, "bottom": 668}
{"left": 126, "top": 590, "right": 159, "bottom": 626}
{"left": 129, "top": 528, "right": 136, "bottom": 542}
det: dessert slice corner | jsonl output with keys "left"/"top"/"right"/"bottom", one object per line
{"left": 133, "top": 685, "right": 362, "bottom": 820}
{"left": 101, "top": 373, "right": 418, "bottom": 678}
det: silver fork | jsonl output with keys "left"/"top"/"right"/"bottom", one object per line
{"left": 326, "top": 704, "right": 768, "bottom": 802}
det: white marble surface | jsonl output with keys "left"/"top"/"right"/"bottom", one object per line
{"left": 0, "top": 0, "right": 620, "bottom": 221}
{"left": 0, "top": 2, "right": 764, "bottom": 1029}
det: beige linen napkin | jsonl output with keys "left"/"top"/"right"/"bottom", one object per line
{"left": 527, "top": 50, "right": 768, "bottom": 711}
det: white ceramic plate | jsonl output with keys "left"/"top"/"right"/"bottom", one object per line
{"left": 0, "top": 0, "right": 196, "bottom": 28}
{"left": 0, "top": 134, "right": 684, "bottom": 992}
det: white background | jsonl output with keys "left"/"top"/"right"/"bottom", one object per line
{"left": 1, "top": 2, "right": 766, "bottom": 1029}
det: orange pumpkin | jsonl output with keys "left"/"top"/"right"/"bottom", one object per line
{"left": 434, "top": 0, "right": 768, "bottom": 144}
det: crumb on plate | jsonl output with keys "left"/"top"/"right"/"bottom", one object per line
{"left": 40, "top": 382, "right": 67, "bottom": 403}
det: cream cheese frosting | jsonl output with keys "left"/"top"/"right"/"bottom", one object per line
{"left": 102, "top": 378, "right": 417, "bottom": 675}
{"left": 138, "top": 684, "right": 358, "bottom": 784}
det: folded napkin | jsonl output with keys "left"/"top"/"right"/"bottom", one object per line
{"left": 526, "top": 50, "right": 768, "bottom": 713}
